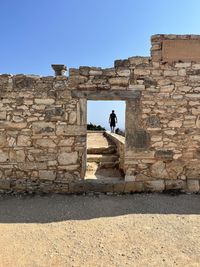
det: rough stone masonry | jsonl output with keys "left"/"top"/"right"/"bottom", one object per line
{"left": 1, "top": 34, "right": 200, "bottom": 193}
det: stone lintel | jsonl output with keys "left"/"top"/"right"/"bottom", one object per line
{"left": 71, "top": 90, "right": 141, "bottom": 100}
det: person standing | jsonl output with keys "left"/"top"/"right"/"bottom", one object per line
{"left": 109, "top": 110, "right": 118, "bottom": 133}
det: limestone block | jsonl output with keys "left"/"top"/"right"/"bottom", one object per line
{"left": 168, "top": 120, "right": 182, "bottom": 128}
{"left": 187, "top": 180, "right": 200, "bottom": 192}
{"left": 0, "top": 179, "right": 11, "bottom": 190}
{"left": 189, "top": 75, "right": 200, "bottom": 82}
{"left": 0, "top": 150, "right": 9, "bottom": 162}
{"left": 175, "top": 62, "right": 191, "bottom": 68}
{"left": 56, "top": 125, "right": 86, "bottom": 136}
{"left": 178, "top": 69, "right": 186, "bottom": 76}
{"left": 17, "top": 135, "right": 31, "bottom": 146}
{"left": 39, "top": 170, "right": 56, "bottom": 181}
{"left": 16, "top": 150, "right": 26, "bottom": 162}
{"left": 19, "top": 162, "right": 47, "bottom": 170}
{"left": 89, "top": 69, "right": 103, "bottom": 75}
{"left": 35, "top": 98, "right": 55, "bottom": 105}
{"left": 35, "top": 139, "right": 56, "bottom": 148}
{"left": 0, "top": 122, "right": 27, "bottom": 130}
{"left": 58, "top": 151, "right": 78, "bottom": 165}
{"left": 134, "top": 69, "right": 150, "bottom": 75}
{"left": 32, "top": 122, "right": 55, "bottom": 135}
{"left": 147, "top": 116, "right": 160, "bottom": 128}
{"left": 58, "top": 138, "right": 74, "bottom": 146}
{"left": 108, "top": 77, "right": 129, "bottom": 86}
{"left": 0, "top": 134, "right": 7, "bottom": 147}
{"left": 69, "top": 111, "right": 77, "bottom": 124}
{"left": 155, "top": 150, "right": 174, "bottom": 161}
{"left": 165, "top": 180, "right": 186, "bottom": 190}
{"left": 151, "top": 161, "right": 168, "bottom": 179}
{"left": 116, "top": 69, "right": 130, "bottom": 77}
{"left": 124, "top": 181, "right": 144, "bottom": 193}
{"left": 0, "top": 111, "right": 6, "bottom": 120}
{"left": 144, "top": 180, "right": 165, "bottom": 192}
{"left": 163, "top": 70, "right": 178, "bottom": 76}
{"left": 192, "top": 64, "right": 200, "bottom": 70}
{"left": 166, "top": 161, "right": 185, "bottom": 179}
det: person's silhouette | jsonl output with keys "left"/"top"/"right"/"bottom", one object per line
{"left": 109, "top": 110, "right": 118, "bottom": 133}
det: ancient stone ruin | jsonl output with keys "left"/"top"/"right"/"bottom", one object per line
{"left": 1, "top": 34, "right": 200, "bottom": 193}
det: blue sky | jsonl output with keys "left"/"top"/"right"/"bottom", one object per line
{"left": 1, "top": 0, "right": 200, "bottom": 129}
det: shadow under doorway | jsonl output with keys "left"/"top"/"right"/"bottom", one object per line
{"left": 85, "top": 100, "right": 125, "bottom": 181}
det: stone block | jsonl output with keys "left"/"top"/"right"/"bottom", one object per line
{"left": 18, "top": 162, "right": 47, "bottom": 170}
{"left": 0, "top": 122, "right": 27, "bottom": 130}
{"left": 132, "top": 129, "right": 150, "bottom": 149}
{"left": 56, "top": 125, "right": 86, "bottom": 136}
{"left": 0, "top": 179, "right": 11, "bottom": 190}
{"left": 134, "top": 69, "right": 150, "bottom": 75}
{"left": 39, "top": 170, "right": 56, "bottom": 181}
{"left": 0, "top": 111, "right": 6, "bottom": 120}
{"left": 108, "top": 77, "right": 129, "bottom": 86}
{"left": 144, "top": 180, "right": 165, "bottom": 192}
{"left": 17, "top": 135, "right": 31, "bottom": 146}
{"left": 35, "top": 139, "right": 56, "bottom": 148}
{"left": 155, "top": 150, "right": 174, "bottom": 161}
{"left": 0, "top": 150, "right": 9, "bottom": 162}
{"left": 165, "top": 180, "right": 186, "bottom": 190}
{"left": 35, "top": 98, "right": 55, "bottom": 105}
{"left": 58, "top": 151, "right": 78, "bottom": 165}
{"left": 151, "top": 161, "right": 168, "bottom": 179}
{"left": 124, "top": 181, "right": 144, "bottom": 193}
{"left": 69, "top": 111, "right": 77, "bottom": 124}
{"left": 187, "top": 180, "right": 200, "bottom": 192}
{"left": 116, "top": 69, "right": 130, "bottom": 77}
{"left": 147, "top": 116, "right": 160, "bottom": 128}
{"left": 112, "top": 181, "right": 125, "bottom": 193}
{"left": 32, "top": 122, "right": 55, "bottom": 135}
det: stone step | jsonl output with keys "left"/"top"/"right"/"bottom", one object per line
{"left": 87, "top": 145, "right": 116, "bottom": 155}
{"left": 87, "top": 154, "right": 118, "bottom": 163}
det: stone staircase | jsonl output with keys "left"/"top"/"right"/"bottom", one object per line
{"left": 85, "top": 131, "right": 123, "bottom": 181}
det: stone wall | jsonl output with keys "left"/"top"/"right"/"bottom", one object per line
{"left": 105, "top": 132, "right": 125, "bottom": 173}
{"left": 0, "top": 74, "right": 87, "bottom": 192}
{"left": 0, "top": 34, "right": 200, "bottom": 193}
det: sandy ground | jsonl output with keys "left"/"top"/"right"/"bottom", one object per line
{"left": 0, "top": 193, "right": 200, "bottom": 267}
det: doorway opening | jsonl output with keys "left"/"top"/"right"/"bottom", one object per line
{"left": 85, "top": 100, "right": 125, "bottom": 181}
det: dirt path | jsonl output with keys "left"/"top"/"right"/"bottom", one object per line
{"left": 0, "top": 193, "right": 200, "bottom": 267}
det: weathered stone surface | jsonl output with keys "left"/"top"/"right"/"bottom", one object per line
{"left": 147, "top": 116, "right": 160, "bottom": 128}
{"left": 155, "top": 150, "right": 173, "bottom": 161}
{"left": 56, "top": 125, "right": 86, "bottom": 136}
{"left": 151, "top": 161, "right": 168, "bottom": 179}
{"left": 35, "top": 98, "right": 55, "bottom": 105}
{"left": 35, "top": 139, "right": 56, "bottom": 148}
{"left": 32, "top": 122, "right": 55, "bottom": 135}
{"left": 17, "top": 135, "right": 31, "bottom": 146}
{"left": 132, "top": 129, "right": 150, "bottom": 149}
{"left": 58, "top": 152, "right": 78, "bottom": 165}
{"left": 108, "top": 77, "right": 129, "bottom": 86}
{"left": 165, "top": 180, "right": 186, "bottom": 190}
{"left": 0, "top": 150, "right": 9, "bottom": 162}
{"left": 39, "top": 170, "right": 56, "bottom": 180}
{"left": 144, "top": 180, "right": 165, "bottom": 192}
{"left": 69, "top": 111, "right": 77, "bottom": 124}
{"left": 0, "top": 122, "right": 27, "bottom": 130}
{"left": 187, "top": 180, "right": 200, "bottom": 192}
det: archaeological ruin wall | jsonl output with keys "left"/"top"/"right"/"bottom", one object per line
{"left": 0, "top": 34, "right": 200, "bottom": 193}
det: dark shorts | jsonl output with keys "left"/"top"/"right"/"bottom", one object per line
{"left": 110, "top": 121, "right": 116, "bottom": 127}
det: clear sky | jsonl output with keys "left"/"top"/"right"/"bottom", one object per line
{"left": 1, "top": 0, "right": 200, "bottom": 129}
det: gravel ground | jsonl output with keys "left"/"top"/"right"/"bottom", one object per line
{"left": 0, "top": 193, "right": 200, "bottom": 267}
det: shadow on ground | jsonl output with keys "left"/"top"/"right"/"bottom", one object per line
{"left": 0, "top": 193, "right": 200, "bottom": 223}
